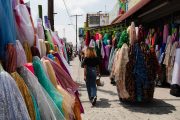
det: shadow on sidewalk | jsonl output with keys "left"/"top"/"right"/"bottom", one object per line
{"left": 119, "top": 99, "right": 176, "bottom": 115}
{"left": 95, "top": 98, "right": 111, "bottom": 108}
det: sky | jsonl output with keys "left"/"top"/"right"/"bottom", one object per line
{"left": 27, "top": 0, "right": 117, "bottom": 45}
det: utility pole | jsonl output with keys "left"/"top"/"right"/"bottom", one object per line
{"left": 48, "top": 0, "right": 54, "bottom": 31}
{"left": 71, "top": 15, "right": 83, "bottom": 52}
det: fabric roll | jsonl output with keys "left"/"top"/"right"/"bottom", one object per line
{"left": 0, "top": 66, "right": 30, "bottom": 120}
{"left": 23, "top": 42, "right": 33, "bottom": 62}
{"left": 118, "top": 30, "right": 129, "bottom": 48}
{"left": 172, "top": 48, "right": 180, "bottom": 86}
{"left": 37, "top": 18, "right": 45, "bottom": 40}
{"left": 31, "top": 46, "right": 40, "bottom": 58}
{"left": 18, "top": 66, "right": 65, "bottom": 120}
{"left": 5, "top": 43, "right": 17, "bottom": 73}
{"left": 14, "top": 4, "right": 35, "bottom": 47}
{"left": 16, "top": 40, "right": 27, "bottom": 67}
{"left": 39, "top": 39, "right": 47, "bottom": 57}
{"left": 45, "top": 30, "right": 54, "bottom": 50}
{"left": 42, "top": 59, "right": 75, "bottom": 120}
{"left": 24, "top": 63, "right": 35, "bottom": 74}
{"left": 11, "top": 72, "right": 36, "bottom": 120}
{"left": 43, "top": 57, "right": 78, "bottom": 92}
{"left": 0, "top": 0, "right": 16, "bottom": 60}
{"left": 30, "top": 93, "right": 41, "bottom": 120}
{"left": 53, "top": 52, "right": 71, "bottom": 76}
{"left": 32, "top": 56, "right": 64, "bottom": 115}
{"left": 163, "top": 36, "right": 172, "bottom": 66}
{"left": 45, "top": 41, "right": 51, "bottom": 54}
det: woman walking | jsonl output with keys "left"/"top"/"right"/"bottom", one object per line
{"left": 82, "top": 47, "right": 100, "bottom": 106}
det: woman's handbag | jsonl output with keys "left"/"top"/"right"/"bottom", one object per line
{"left": 96, "top": 75, "right": 104, "bottom": 86}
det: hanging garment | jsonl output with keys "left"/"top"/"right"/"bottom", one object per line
{"left": 41, "top": 59, "right": 75, "bottom": 120}
{"left": 163, "top": 36, "right": 173, "bottom": 83}
{"left": 11, "top": 72, "right": 36, "bottom": 120}
{"left": 0, "top": 65, "right": 30, "bottom": 120}
{"left": 0, "top": 0, "right": 16, "bottom": 60}
{"left": 125, "top": 45, "right": 135, "bottom": 102}
{"left": 45, "top": 41, "right": 51, "bottom": 54}
{"left": 118, "top": 30, "right": 129, "bottom": 48}
{"left": 16, "top": 40, "right": 27, "bottom": 67}
{"left": 104, "top": 45, "right": 111, "bottom": 71}
{"left": 163, "top": 24, "right": 169, "bottom": 43}
{"left": 23, "top": 42, "right": 33, "bottom": 62}
{"left": 15, "top": 4, "right": 35, "bottom": 47}
{"left": 32, "top": 56, "right": 64, "bottom": 115}
{"left": 114, "top": 44, "right": 130, "bottom": 99}
{"left": 18, "top": 66, "right": 65, "bottom": 120}
{"left": 171, "top": 48, "right": 180, "bottom": 86}
{"left": 133, "top": 43, "right": 149, "bottom": 102}
{"left": 108, "top": 47, "right": 115, "bottom": 72}
{"left": 167, "top": 41, "right": 179, "bottom": 83}
{"left": 24, "top": 63, "right": 35, "bottom": 74}
{"left": 128, "top": 22, "right": 136, "bottom": 45}
{"left": 5, "top": 44, "right": 17, "bottom": 73}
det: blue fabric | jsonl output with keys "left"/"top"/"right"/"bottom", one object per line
{"left": 86, "top": 66, "right": 97, "bottom": 99}
{"left": 133, "top": 43, "right": 149, "bottom": 101}
{"left": 0, "top": 0, "right": 16, "bottom": 60}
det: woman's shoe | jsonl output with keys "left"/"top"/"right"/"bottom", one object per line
{"left": 92, "top": 96, "right": 97, "bottom": 106}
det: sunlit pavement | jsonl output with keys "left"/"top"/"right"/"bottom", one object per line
{"left": 71, "top": 57, "right": 180, "bottom": 120}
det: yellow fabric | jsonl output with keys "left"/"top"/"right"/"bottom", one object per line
{"left": 41, "top": 59, "right": 75, "bottom": 120}
{"left": 23, "top": 42, "right": 32, "bottom": 62}
{"left": 11, "top": 72, "right": 36, "bottom": 120}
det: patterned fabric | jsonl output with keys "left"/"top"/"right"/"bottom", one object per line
{"left": 18, "top": 66, "right": 65, "bottom": 120}
{"left": 0, "top": 67, "right": 30, "bottom": 120}
{"left": 11, "top": 72, "right": 36, "bottom": 120}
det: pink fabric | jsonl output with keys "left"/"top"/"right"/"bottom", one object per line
{"left": 163, "top": 24, "right": 169, "bottom": 43}
{"left": 24, "top": 63, "right": 35, "bottom": 74}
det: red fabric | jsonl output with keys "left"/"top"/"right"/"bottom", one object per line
{"left": 24, "top": 63, "right": 35, "bottom": 74}
{"left": 85, "top": 31, "right": 90, "bottom": 46}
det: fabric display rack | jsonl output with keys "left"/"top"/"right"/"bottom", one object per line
{"left": 0, "top": 0, "right": 83, "bottom": 120}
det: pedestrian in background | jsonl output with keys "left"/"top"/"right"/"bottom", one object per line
{"left": 82, "top": 47, "right": 100, "bottom": 106}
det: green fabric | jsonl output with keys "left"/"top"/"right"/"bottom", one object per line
{"left": 45, "top": 30, "right": 54, "bottom": 50}
{"left": 103, "top": 33, "right": 109, "bottom": 45}
{"left": 30, "top": 92, "right": 41, "bottom": 120}
{"left": 117, "top": 30, "right": 129, "bottom": 48}
{"left": 32, "top": 56, "right": 64, "bottom": 116}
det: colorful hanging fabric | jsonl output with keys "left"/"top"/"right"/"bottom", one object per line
{"left": 15, "top": 4, "right": 35, "bottom": 47}
{"left": 128, "top": 22, "right": 136, "bottom": 45}
{"left": 39, "top": 39, "right": 47, "bottom": 57}
{"left": 0, "top": 65, "right": 30, "bottom": 120}
{"left": 31, "top": 46, "right": 40, "bottom": 58}
{"left": 163, "top": 24, "right": 169, "bottom": 43}
{"left": 32, "top": 56, "right": 64, "bottom": 115}
{"left": 41, "top": 59, "right": 75, "bottom": 120}
{"left": 16, "top": 40, "right": 27, "bottom": 67}
{"left": 0, "top": 0, "right": 16, "bottom": 61}
{"left": 11, "top": 72, "right": 36, "bottom": 120}
{"left": 117, "top": 30, "right": 129, "bottom": 48}
{"left": 37, "top": 18, "right": 45, "bottom": 40}
{"left": 45, "top": 30, "right": 55, "bottom": 50}
{"left": 5, "top": 44, "right": 17, "bottom": 73}
{"left": 23, "top": 42, "right": 33, "bottom": 62}
{"left": 18, "top": 66, "right": 65, "bottom": 120}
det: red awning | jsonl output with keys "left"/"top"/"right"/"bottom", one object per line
{"left": 111, "top": 0, "right": 151, "bottom": 24}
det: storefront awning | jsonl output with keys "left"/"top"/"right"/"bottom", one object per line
{"left": 111, "top": 0, "right": 151, "bottom": 24}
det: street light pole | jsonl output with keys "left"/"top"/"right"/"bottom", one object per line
{"left": 71, "top": 15, "right": 83, "bottom": 52}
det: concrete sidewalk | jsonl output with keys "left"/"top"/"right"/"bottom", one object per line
{"left": 71, "top": 57, "right": 180, "bottom": 120}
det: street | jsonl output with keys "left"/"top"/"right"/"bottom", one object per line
{"left": 71, "top": 57, "right": 180, "bottom": 120}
